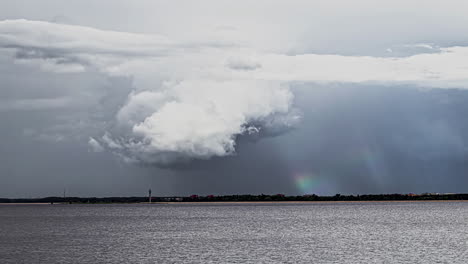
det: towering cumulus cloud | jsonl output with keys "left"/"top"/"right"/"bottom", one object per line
{"left": 110, "top": 80, "right": 294, "bottom": 164}
{"left": 3, "top": 19, "right": 468, "bottom": 165}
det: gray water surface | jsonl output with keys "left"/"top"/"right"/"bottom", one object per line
{"left": 1, "top": 202, "right": 468, "bottom": 263}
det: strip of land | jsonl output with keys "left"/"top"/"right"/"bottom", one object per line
{"left": 1, "top": 193, "right": 467, "bottom": 204}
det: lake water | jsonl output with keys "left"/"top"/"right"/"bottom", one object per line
{"left": 1, "top": 202, "right": 468, "bottom": 263}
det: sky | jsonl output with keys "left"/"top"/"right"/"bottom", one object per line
{"left": 2, "top": 0, "right": 468, "bottom": 197}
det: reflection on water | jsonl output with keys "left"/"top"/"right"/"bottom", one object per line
{"left": 1, "top": 202, "right": 468, "bottom": 263}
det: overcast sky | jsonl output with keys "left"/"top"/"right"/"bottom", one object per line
{"left": 2, "top": 0, "right": 468, "bottom": 198}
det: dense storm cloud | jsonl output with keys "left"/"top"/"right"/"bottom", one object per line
{"left": 2, "top": 0, "right": 468, "bottom": 197}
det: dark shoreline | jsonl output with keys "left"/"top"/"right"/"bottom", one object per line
{"left": 1, "top": 193, "right": 468, "bottom": 204}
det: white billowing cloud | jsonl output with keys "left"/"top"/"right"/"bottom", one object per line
{"left": 106, "top": 80, "right": 293, "bottom": 164}
{"left": 115, "top": 90, "right": 168, "bottom": 131}
{"left": 2, "top": 19, "right": 468, "bottom": 164}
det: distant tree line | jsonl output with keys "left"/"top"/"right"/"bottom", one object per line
{"left": 1, "top": 193, "right": 468, "bottom": 204}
